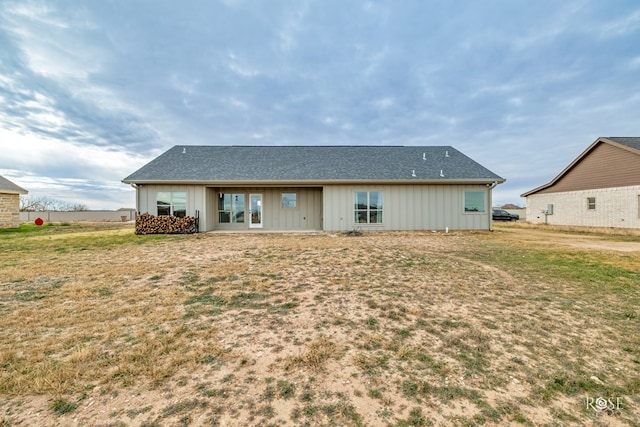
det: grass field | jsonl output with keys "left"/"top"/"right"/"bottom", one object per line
{"left": 0, "top": 222, "right": 638, "bottom": 426}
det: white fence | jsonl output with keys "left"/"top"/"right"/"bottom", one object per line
{"left": 20, "top": 209, "right": 136, "bottom": 223}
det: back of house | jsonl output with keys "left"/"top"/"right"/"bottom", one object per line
{"left": 123, "top": 145, "right": 504, "bottom": 232}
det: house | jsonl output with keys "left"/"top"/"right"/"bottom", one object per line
{"left": 521, "top": 137, "right": 640, "bottom": 228}
{"left": 0, "top": 175, "right": 28, "bottom": 229}
{"left": 122, "top": 146, "right": 505, "bottom": 232}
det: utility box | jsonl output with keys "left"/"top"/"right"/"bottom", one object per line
{"left": 546, "top": 204, "right": 554, "bottom": 215}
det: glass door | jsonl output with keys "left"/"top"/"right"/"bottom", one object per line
{"left": 249, "top": 194, "right": 263, "bottom": 228}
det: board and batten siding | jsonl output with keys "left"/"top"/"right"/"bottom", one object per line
{"left": 323, "top": 184, "right": 491, "bottom": 231}
{"left": 136, "top": 184, "right": 492, "bottom": 231}
{"left": 206, "top": 187, "right": 322, "bottom": 231}
{"left": 136, "top": 184, "right": 208, "bottom": 229}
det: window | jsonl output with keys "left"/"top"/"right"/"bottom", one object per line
{"left": 587, "top": 197, "right": 596, "bottom": 210}
{"left": 464, "top": 191, "right": 485, "bottom": 213}
{"left": 282, "top": 193, "right": 297, "bottom": 208}
{"left": 354, "top": 191, "right": 383, "bottom": 224}
{"left": 157, "top": 192, "right": 187, "bottom": 217}
{"left": 218, "top": 193, "right": 245, "bottom": 223}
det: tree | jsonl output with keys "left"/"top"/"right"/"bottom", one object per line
{"left": 20, "top": 196, "right": 88, "bottom": 212}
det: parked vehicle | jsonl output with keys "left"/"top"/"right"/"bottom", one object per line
{"left": 492, "top": 209, "right": 519, "bottom": 221}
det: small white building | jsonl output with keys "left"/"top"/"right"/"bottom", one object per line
{"left": 123, "top": 145, "right": 505, "bottom": 232}
{"left": 522, "top": 137, "right": 640, "bottom": 228}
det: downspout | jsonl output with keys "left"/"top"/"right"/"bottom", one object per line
{"left": 129, "top": 183, "right": 139, "bottom": 215}
{"left": 487, "top": 182, "right": 498, "bottom": 231}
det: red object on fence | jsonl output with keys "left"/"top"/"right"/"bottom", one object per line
{"left": 34, "top": 217, "right": 44, "bottom": 226}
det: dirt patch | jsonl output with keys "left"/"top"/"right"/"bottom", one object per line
{"left": 496, "top": 223, "right": 640, "bottom": 252}
{"left": 0, "top": 225, "right": 638, "bottom": 426}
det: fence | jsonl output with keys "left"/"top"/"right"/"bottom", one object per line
{"left": 20, "top": 209, "right": 136, "bottom": 223}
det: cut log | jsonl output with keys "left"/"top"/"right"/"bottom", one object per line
{"left": 135, "top": 213, "right": 198, "bottom": 234}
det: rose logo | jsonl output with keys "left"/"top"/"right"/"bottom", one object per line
{"left": 595, "top": 397, "right": 608, "bottom": 411}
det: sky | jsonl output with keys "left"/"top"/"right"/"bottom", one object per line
{"left": 1, "top": 0, "right": 639, "bottom": 210}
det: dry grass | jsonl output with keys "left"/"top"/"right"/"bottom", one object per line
{"left": 0, "top": 222, "right": 638, "bottom": 426}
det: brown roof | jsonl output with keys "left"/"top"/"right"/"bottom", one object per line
{"left": 521, "top": 137, "right": 640, "bottom": 197}
{"left": 500, "top": 203, "right": 522, "bottom": 210}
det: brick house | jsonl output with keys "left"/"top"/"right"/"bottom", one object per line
{"left": 0, "top": 175, "right": 28, "bottom": 228}
{"left": 522, "top": 137, "right": 640, "bottom": 228}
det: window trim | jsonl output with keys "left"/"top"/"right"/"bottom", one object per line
{"left": 587, "top": 197, "right": 596, "bottom": 210}
{"left": 464, "top": 191, "right": 486, "bottom": 214}
{"left": 218, "top": 193, "right": 246, "bottom": 224}
{"left": 156, "top": 191, "right": 187, "bottom": 218}
{"left": 281, "top": 192, "right": 297, "bottom": 209}
{"left": 354, "top": 191, "right": 384, "bottom": 225}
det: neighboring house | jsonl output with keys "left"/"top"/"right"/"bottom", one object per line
{"left": 0, "top": 175, "right": 28, "bottom": 228}
{"left": 122, "top": 146, "right": 505, "bottom": 232}
{"left": 522, "top": 137, "right": 640, "bottom": 228}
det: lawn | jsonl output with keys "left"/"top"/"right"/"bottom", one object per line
{"left": 0, "top": 222, "right": 638, "bottom": 426}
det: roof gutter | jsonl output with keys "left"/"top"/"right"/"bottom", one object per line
{"left": 122, "top": 178, "right": 506, "bottom": 186}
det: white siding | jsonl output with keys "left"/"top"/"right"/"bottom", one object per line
{"left": 323, "top": 184, "right": 491, "bottom": 231}
{"left": 525, "top": 185, "right": 640, "bottom": 228}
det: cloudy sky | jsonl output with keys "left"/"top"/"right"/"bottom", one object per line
{"left": 1, "top": 1, "right": 639, "bottom": 210}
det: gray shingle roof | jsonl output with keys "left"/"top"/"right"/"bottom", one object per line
{"left": 123, "top": 146, "right": 504, "bottom": 184}
{"left": 0, "top": 175, "right": 28, "bottom": 194}
{"left": 607, "top": 137, "right": 640, "bottom": 151}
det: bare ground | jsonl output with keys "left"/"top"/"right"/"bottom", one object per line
{"left": 0, "top": 223, "right": 638, "bottom": 426}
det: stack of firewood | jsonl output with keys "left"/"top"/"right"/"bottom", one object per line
{"left": 135, "top": 213, "right": 198, "bottom": 234}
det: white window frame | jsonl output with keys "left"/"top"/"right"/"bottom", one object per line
{"left": 464, "top": 191, "right": 486, "bottom": 213}
{"left": 354, "top": 191, "right": 383, "bottom": 225}
{"left": 281, "top": 193, "right": 297, "bottom": 209}
{"left": 157, "top": 191, "right": 187, "bottom": 217}
{"left": 218, "top": 193, "right": 246, "bottom": 223}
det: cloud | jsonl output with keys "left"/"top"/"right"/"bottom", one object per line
{"left": 373, "top": 97, "right": 395, "bottom": 110}
{"left": 276, "top": 1, "right": 310, "bottom": 53}
{"left": 4, "top": 2, "right": 69, "bottom": 29}
{"left": 0, "top": 3, "right": 165, "bottom": 153}
{"left": 225, "top": 52, "right": 261, "bottom": 78}
{"left": 0, "top": 0, "right": 639, "bottom": 210}
{"left": 2, "top": 168, "right": 136, "bottom": 209}
{"left": 0, "top": 127, "right": 149, "bottom": 178}
{"left": 629, "top": 56, "right": 640, "bottom": 69}
{"left": 600, "top": 10, "right": 640, "bottom": 38}
{"left": 2, "top": 2, "right": 102, "bottom": 82}
{"left": 0, "top": 128, "right": 142, "bottom": 210}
